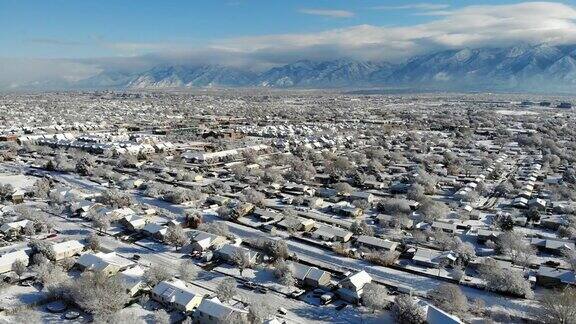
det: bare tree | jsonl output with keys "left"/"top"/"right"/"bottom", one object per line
{"left": 199, "top": 222, "right": 230, "bottom": 238}
{"left": 248, "top": 298, "right": 275, "bottom": 324}
{"left": 273, "top": 260, "right": 295, "bottom": 287}
{"left": 153, "top": 309, "right": 171, "bottom": 324}
{"left": 165, "top": 225, "right": 188, "bottom": 251}
{"left": 216, "top": 278, "right": 237, "bottom": 302}
{"left": 93, "top": 214, "right": 111, "bottom": 234}
{"left": 350, "top": 220, "right": 374, "bottom": 236}
{"left": 391, "top": 295, "right": 426, "bottom": 324}
{"left": 538, "top": 287, "right": 576, "bottom": 324}
{"left": 362, "top": 282, "right": 389, "bottom": 313}
{"left": 179, "top": 261, "right": 199, "bottom": 282}
{"left": 88, "top": 233, "right": 101, "bottom": 251}
{"left": 427, "top": 283, "right": 468, "bottom": 315}
{"left": 496, "top": 231, "right": 536, "bottom": 268}
{"left": 562, "top": 249, "right": 576, "bottom": 271}
{"left": 71, "top": 271, "right": 130, "bottom": 317}
{"left": 478, "top": 259, "right": 533, "bottom": 298}
{"left": 334, "top": 182, "right": 354, "bottom": 195}
{"left": 232, "top": 250, "right": 252, "bottom": 276}
{"left": 12, "top": 259, "right": 27, "bottom": 280}
{"left": 143, "top": 265, "right": 172, "bottom": 288}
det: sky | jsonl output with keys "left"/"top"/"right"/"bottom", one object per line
{"left": 2, "top": 1, "right": 576, "bottom": 86}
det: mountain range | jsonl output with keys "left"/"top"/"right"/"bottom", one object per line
{"left": 18, "top": 44, "right": 576, "bottom": 92}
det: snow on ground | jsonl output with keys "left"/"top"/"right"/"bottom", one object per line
{"left": 0, "top": 173, "right": 36, "bottom": 190}
{"left": 0, "top": 284, "right": 44, "bottom": 310}
{"left": 496, "top": 109, "right": 539, "bottom": 116}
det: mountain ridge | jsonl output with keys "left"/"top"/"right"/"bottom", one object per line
{"left": 14, "top": 44, "right": 576, "bottom": 92}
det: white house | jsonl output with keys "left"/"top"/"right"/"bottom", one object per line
{"left": 192, "top": 297, "right": 248, "bottom": 324}
{"left": 51, "top": 240, "right": 84, "bottom": 261}
{"left": 118, "top": 265, "right": 145, "bottom": 296}
{"left": 76, "top": 252, "right": 134, "bottom": 275}
{"left": 0, "top": 248, "right": 30, "bottom": 274}
{"left": 151, "top": 279, "right": 204, "bottom": 312}
{"left": 337, "top": 270, "right": 372, "bottom": 303}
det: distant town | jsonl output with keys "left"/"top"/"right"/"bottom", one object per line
{"left": 0, "top": 90, "right": 573, "bottom": 323}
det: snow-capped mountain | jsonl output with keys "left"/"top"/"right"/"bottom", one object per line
{"left": 127, "top": 65, "right": 256, "bottom": 88}
{"left": 256, "top": 59, "right": 391, "bottom": 87}
{"left": 17, "top": 44, "right": 576, "bottom": 92}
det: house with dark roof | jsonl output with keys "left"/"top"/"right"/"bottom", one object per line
{"left": 530, "top": 238, "right": 575, "bottom": 255}
{"left": 355, "top": 235, "right": 398, "bottom": 251}
{"left": 311, "top": 225, "right": 353, "bottom": 243}
{"left": 289, "top": 262, "right": 332, "bottom": 288}
{"left": 536, "top": 266, "right": 576, "bottom": 288}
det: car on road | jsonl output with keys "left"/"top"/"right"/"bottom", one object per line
{"left": 242, "top": 281, "right": 257, "bottom": 290}
{"left": 289, "top": 289, "right": 305, "bottom": 299}
{"left": 256, "top": 286, "right": 268, "bottom": 294}
{"left": 277, "top": 307, "right": 288, "bottom": 315}
{"left": 131, "top": 254, "right": 141, "bottom": 261}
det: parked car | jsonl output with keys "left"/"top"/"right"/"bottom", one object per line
{"left": 312, "top": 288, "right": 325, "bottom": 297}
{"left": 131, "top": 254, "right": 141, "bottom": 261}
{"left": 335, "top": 303, "right": 347, "bottom": 311}
{"left": 277, "top": 307, "right": 288, "bottom": 315}
{"left": 320, "top": 292, "right": 335, "bottom": 305}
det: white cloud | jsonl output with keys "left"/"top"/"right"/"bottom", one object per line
{"left": 299, "top": 8, "right": 355, "bottom": 18}
{"left": 371, "top": 3, "right": 450, "bottom": 11}
{"left": 214, "top": 2, "right": 576, "bottom": 62}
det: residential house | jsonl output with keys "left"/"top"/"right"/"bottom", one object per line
{"left": 331, "top": 202, "right": 363, "bottom": 218}
{"left": 75, "top": 252, "right": 134, "bottom": 275}
{"left": 187, "top": 230, "right": 227, "bottom": 253}
{"left": 412, "top": 248, "right": 457, "bottom": 268}
{"left": 311, "top": 225, "right": 353, "bottom": 243}
{"left": 426, "top": 303, "right": 464, "bottom": 324}
{"left": 431, "top": 221, "right": 457, "bottom": 233}
{"left": 106, "top": 207, "right": 136, "bottom": 222}
{"left": 0, "top": 219, "right": 32, "bottom": 237}
{"left": 349, "top": 191, "right": 375, "bottom": 204}
{"left": 476, "top": 229, "right": 502, "bottom": 244}
{"left": 289, "top": 262, "right": 331, "bottom": 288}
{"left": 337, "top": 270, "right": 372, "bottom": 303}
{"left": 277, "top": 217, "right": 316, "bottom": 232}
{"left": 531, "top": 238, "right": 575, "bottom": 255}
{"left": 120, "top": 214, "right": 147, "bottom": 231}
{"left": 252, "top": 208, "right": 282, "bottom": 223}
{"left": 192, "top": 297, "right": 248, "bottom": 324}
{"left": 0, "top": 248, "right": 30, "bottom": 274}
{"left": 51, "top": 240, "right": 84, "bottom": 261}
{"left": 152, "top": 279, "right": 204, "bottom": 312}
{"left": 142, "top": 223, "right": 168, "bottom": 241}
{"left": 356, "top": 235, "right": 398, "bottom": 251}
{"left": 536, "top": 266, "right": 576, "bottom": 288}
{"left": 119, "top": 265, "right": 145, "bottom": 296}
{"left": 214, "top": 244, "right": 257, "bottom": 265}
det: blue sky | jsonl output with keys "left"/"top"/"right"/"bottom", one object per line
{"left": 0, "top": 0, "right": 562, "bottom": 58}
{"left": 2, "top": 1, "right": 576, "bottom": 86}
